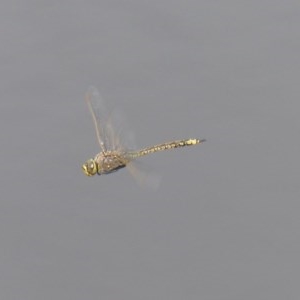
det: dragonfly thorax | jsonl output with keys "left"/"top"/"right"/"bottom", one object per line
{"left": 94, "top": 151, "right": 127, "bottom": 175}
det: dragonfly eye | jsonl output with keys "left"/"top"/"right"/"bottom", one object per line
{"left": 82, "top": 159, "right": 97, "bottom": 176}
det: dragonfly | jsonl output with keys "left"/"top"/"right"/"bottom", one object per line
{"left": 82, "top": 86, "right": 205, "bottom": 178}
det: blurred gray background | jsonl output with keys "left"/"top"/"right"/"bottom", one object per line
{"left": 1, "top": 1, "right": 300, "bottom": 299}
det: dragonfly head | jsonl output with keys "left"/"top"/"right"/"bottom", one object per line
{"left": 82, "top": 158, "right": 98, "bottom": 176}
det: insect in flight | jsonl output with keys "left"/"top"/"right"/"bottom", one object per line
{"left": 82, "top": 86, "right": 205, "bottom": 179}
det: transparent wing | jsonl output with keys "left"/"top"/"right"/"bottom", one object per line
{"left": 126, "top": 159, "right": 162, "bottom": 190}
{"left": 85, "top": 86, "right": 108, "bottom": 152}
{"left": 107, "top": 107, "right": 137, "bottom": 151}
{"left": 85, "top": 86, "right": 136, "bottom": 152}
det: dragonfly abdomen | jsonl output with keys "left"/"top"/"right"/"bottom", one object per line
{"left": 128, "top": 138, "right": 205, "bottom": 159}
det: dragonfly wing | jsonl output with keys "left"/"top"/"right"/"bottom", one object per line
{"left": 85, "top": 86, "right": 137, "bottom": 153}
{"left": 85, "top": 86, "right": 114, "bottom": 152}
{"left": 106, "top": 107, "right": 136, "bottom": 151}
{"left": 126, "top": 159, "right": 161, "bottom": 190}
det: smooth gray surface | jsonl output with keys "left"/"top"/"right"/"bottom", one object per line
{"left": 1, "top": 1, "right": 300, "bottom": 299}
